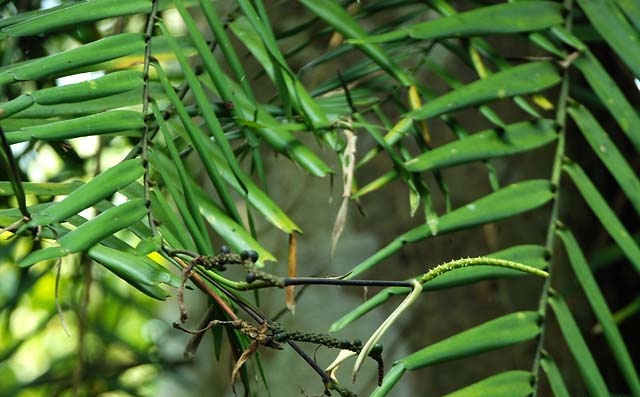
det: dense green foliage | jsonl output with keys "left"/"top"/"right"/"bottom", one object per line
{"left": 0, "top": 0, "right": 638, "bottom": 396}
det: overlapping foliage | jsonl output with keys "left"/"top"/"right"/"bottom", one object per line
{"left": 0, "top": 0, "right": 638, "bottom": 396}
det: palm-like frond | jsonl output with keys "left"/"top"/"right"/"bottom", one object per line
{"left": 1, "top": 0, "right": 638, "bottom": 396}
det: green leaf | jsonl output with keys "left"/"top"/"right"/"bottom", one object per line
{"left": 617, "top": 0, "right": 640, "bottom": 31}
{"left": 540, "top": 353, "right": 571, "bottom": 397}
{"left": 152, "top": 102, "right": 213, "bottom": 256}
{"left": 22, "top": 159, "right": 144, "bottom": 229}
{"left": 441, "top": 371, "right": 533, "bottom": 397}
{"left": 556, "top": 227, "right": 640, "bottom": 395}
{"left": 152, "top": 61, "right": 242, "bottom": 224}
{"left": 361, "top": 2, "right": 563, "bottom": 43}
{"left": 330, "top": 245, "right": 548, "bottom": 332}
{"left": 347, "top": 180, "right": 553, "bottom": 278}
{"left": 567, "top": 104, "right": 640, "bottom": 215}
{"left": 228, "top": 15, "right": 332, "bottom": 133}
{"left": 406, "top": 119, "right": 557, "bottom": 172}
{"left": 159, "top": 89, "right": 302, "bottom": 234}
{"left": 400, "top": 311, "right": 540, "bottom": 369}
{"left": 0, "top": 0, "right": 150, "bottom": 36}
{"left": 299, "top": 0, "right": 413, "bottom": 86}
{"left": 195, "top": 189, "right": 277, "bottom": 264}
{"left": 19, "top": 199, "right": 147, "bottom": 268}
{"left": 573, "top": 50, "right": 640, "bottom": 152}
{"left": 575, "top": 0, "right": 640, "bottom": 77}
{"left": 407, "top": 62, "right": 561, "bottom": 121}
{"left": 548, "top": 292, "right": 610, "bottom": 397}
{"left": 88, "top": 243, "right": 179, "bottom": 300}
{"left": 563, "top": 160, "right": 640, "bottom": 274}
{"left": 4, "top": 110, "right": 143, "bottom": 144}
{"left": 0, "top": 181, "right": 80, "bottom": 196}
{"left": 0, "top": 33, "right": 144, "bottom": 84}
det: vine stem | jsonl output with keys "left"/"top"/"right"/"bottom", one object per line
{"left": 530, "top": 1, "right": 574, "bottom": 392}
{"left": 141, "top": 0, "right": 160, "bottom": 236}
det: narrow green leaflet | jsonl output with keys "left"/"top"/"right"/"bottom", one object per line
{"left": 4, "top": 110, "right": 143, "bottom": 144}
{"left": 0, "top": 0, "right": 150, "bottom": 36}
{"left": 361, "top": 2, "right": 563, "bottom": 43}
{"left": 567, "top": 104, "right": 640, "bottom": 215}
{"left": 617, "top": 0, "right": 640, "bottom": 31}
{"left": 548, "top": 292, "right": 610, "bottom": 397}
{"left": 407, "top": 62, "right": 561, "bottom": 122}
{"left": 299, "top": 0, "right": 413, "bottom": 86}
{"left": 576, "top": 0, "right": 640, "bottom": 77}
{"left": 152, "top": 103, "right": 213, "bottom": 256}
{"left": 88, "top": 243, "right": 180, "bottom": 300}
{"left": 0, "top": 70, "right": 143, "bottom": 119}
{"left": 406, "top": 119, "right": 557, "bottom": 172}
{"left": 573, "top": 50, "right": 640, "bottom": 151}
{"left": 152, "top": 61, "right": 241, "bottom": 223}
{"left": 400, "top": 311, "right": 540, "bottom": 369}
{"left": 556, "top": 227, "right": 640, "bottom": 395}
{"left": 228, "top": 15, "right": 332, "bottom": 132}
{"left": 21, "top": 159, "right": 144, "bottom": 229}
{"left": 347, "top": 180, "right": 553, "bottom": 279}
{"left": 0, "top": 33, "right": 144, "bottom": 85}
{"left": 332, "top": 245, "right": 548, "bottom": 332}
{"left": 563, "top": 160, "right": 640, "bottom": 274}
{"left": 150, "top": 190, "right": 197, "bottom": 252}
{"left": 198, "top": 0, "right": 254, "bottom": 100}
{"left": 540, "top": 353, "right": 571, "bottom": 397}
{"left": 160, "top": 92, "right": 302, "bottom": 234}
{"left": 440, "top": 371, "right": 533, "bottom": 397}
{"left": 19, "top": 199, "right": 147, "bottom": 268}
{"left": 0, "top": 181, "right": 80, "bottom": 196}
